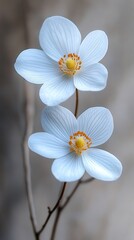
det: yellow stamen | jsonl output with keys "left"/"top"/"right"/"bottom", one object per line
{"left": 69, "top": 131, "right": 92, "bottom": 155}
{"left": 75, "top": 137, "right": 85, "bottom": 148}
{"left": 66, "top": 58, "right": 76, "bottom": 70}
{"left": 58, "top": 53, "right": 82, "bottom": 76}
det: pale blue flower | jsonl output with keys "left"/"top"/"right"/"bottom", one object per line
{"left": 15, "top": 16, "right": 108, "bottom": 106}
{"left": 28, "top": 106, "right": 122, "bottom": 182}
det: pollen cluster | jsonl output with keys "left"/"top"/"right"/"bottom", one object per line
{"left": 69, "top": 131, "right": 92, "bottom": 155}
{"left": 58, "top": 53, "right": 82, "bottom": 76}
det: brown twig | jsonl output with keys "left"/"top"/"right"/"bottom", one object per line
{"left": 37, "top": 89, "right": 79, "bottom": 237}
{"left": 22, "top": 84, "right": 38, "bottom": 239}
{"left": 50, "top": 177, "right": 94, "bottom": 240}
{"left": 50, "top": 90, "right": 80, "bottom": 240}
{"left": 37, "top": 182, "right": 67, "bottom": 236}
{"left": 50, "top": 207, "right": 61, "bottom": 240}
{"left": 75, "top": 89, "right": 79, "bottom": 117}
{"left": 20, "top": 0, "right": 39, "bottom": 238}
{"left": 61, "top": 177, "right": 94, "bottom": 209}
{"left": 50, "top": 88, "right": 94, "bottom": 239}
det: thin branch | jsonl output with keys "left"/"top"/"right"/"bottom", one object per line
{"left": 51, "top": 177, "right": 95, "bottom": 240}
{"left": 50, "top": 207, "right": 61, "bottom": 240}
{"left": 75, "top": 89, "right": 79, "bottom": 117}
{"left": 20, "top": 0, "right": 39, "bottom": 238}
{"left": 36, "top": 89, "right": 79, "bottom": 237}
{"left": 50, "top": 177, "right": 94, "bottom": 240}
{"left": 37, "top": 182, "right": 67, "bottom": 236}
{"left": 22, "top": 84, "right": 38, "bottom": 239}
{"left": 49, "top": 89, "right": 78, "bottom": 240}
{"left": 61, "top": 181, "right": 80, "bottom": 210}
{"left": 61, "top": 177, "right": 94, "bottom": 209}
{"left": 38, "top": 178, "right": 94, "bottom": 237}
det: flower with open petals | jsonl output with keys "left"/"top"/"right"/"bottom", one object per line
{"left": 28, "top": 106, "right": 122, "bottom": 182}
{"left": 15, "top": 16, "right": 108, "bottom": 106}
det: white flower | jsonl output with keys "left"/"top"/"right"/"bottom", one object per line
{"left": 28, "top": 106, "right": 122, "bottom": 182}
{"left": 15, "top": 16, "right": 108, "bottom": 106}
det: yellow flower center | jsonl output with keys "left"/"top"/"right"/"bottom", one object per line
{"left": 69, "top": 131, "right": 92, "bottom": 155}
{"left": 58, "top": 53, "right": 82, "bottom": 76}
{"left": 75, "top": 137, "right": 85, "bottom": 148}
{"left": 66, "top": 58, "right": 76, "bottom": 70}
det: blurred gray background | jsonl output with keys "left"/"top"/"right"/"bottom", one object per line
{"left": 0, "top": 0, "right": 134, "bottom": 239}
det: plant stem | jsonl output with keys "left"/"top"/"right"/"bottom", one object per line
{"left": 50, "top": 207, "right": 61, "bottom": 240}
{"left": 50, "top": 177, "right": 94, "bottom": 240}
{"left": 49, "top": 89, "right": 79, "bottom": 240}
{"left": 61, "top": 177, "right": 94, "bottom": 209}
{"left": 39, "top": 89, "right": 79, "bottom": 237}
{"left": 37, "top": 182, "right": 67, "bottom": 236}
{"left": 39, "top": 90, "right": 95, "bottom": 240}
{"left": 75, "top": 89, "right": 79, "bottom": 117}
{"left": 21, "top": 0, "right": 39, "bottom": 238}
{"left": 22, "top": 85, "right": 38, "bottom": 240}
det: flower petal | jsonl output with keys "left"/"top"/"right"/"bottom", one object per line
{"left": 14, "top": 49, "right": 60, "bottom": 84}
{"left": 77, "top": 107, "right": 113, "bottom": 147}
{"left": 79, "top": 30, "right": 108, "bottom": 67}
{"left": 39, "top": 16, "right": 81, "bottom": 61}
{"left": 39, "top": 75, "right": 75, "bottom": 106}
{"left": 82, "top": 148, "right": 122, "bottom": 181}
{"left": 52, "top": 152, "right": 85, "bottom": 182}
{"left": 41, "top": 105, "right": 78, "bottom": 143}
{"left": 74, "top": 63, "right": 108, "bottom": 91}
{"left": 28, "top": 132, "right": 70, "bottom": 158}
